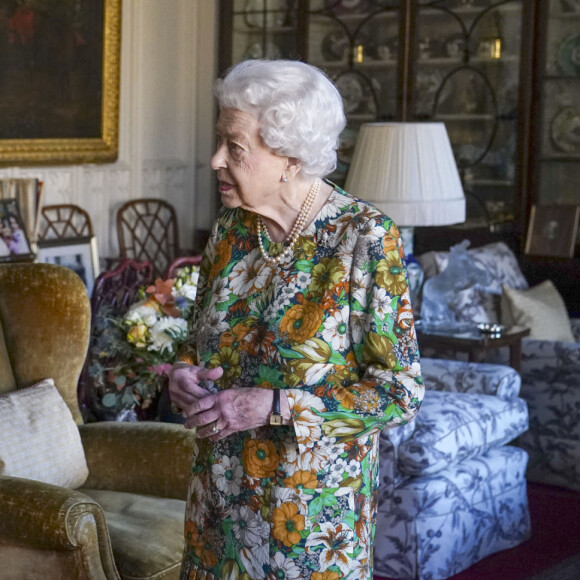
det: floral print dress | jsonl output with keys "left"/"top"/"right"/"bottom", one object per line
{"left": 180, "top": 184, "right": 423, "bottom": 580}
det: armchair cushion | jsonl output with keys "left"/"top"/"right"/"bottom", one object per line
{"left": 82, "top": 488, "right": 185, "bottom": 580}
{"left": 0, "top": 379, "right": 88, "bottom": 488}
{"left": 501, "top": 280, "right": 574, "bottom": 342}
{"left": 398, "top": 389, "right": 529, "bottom": 476}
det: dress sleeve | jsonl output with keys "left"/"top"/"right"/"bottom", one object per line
{"left": 285, "top": 214, "right": 424, "bottom": 450}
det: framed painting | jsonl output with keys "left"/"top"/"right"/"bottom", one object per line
{"left": 37, "top": 235, "right": 100, "bottom": 295}
{"left": 525, "top": 204, "right": 580, "bottom": 258}
{"left": 0, "top": 0, "right": 121, "bottom": 165}
{"left": 0, "top": 198, "right": 35, "bottom": 262}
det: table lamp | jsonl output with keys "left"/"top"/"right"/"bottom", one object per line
{"left": 344, "top": 122, "right": 466, "bottom": 304}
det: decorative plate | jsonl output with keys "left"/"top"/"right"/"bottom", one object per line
{"left": 243, "top": 41, "right": 281, "bottom": 60}
{"left": 556, "top": 31, "right": 580, "bottom": 76}
{"left": 550, "top": 107, "right": 580, "bottom": 153}
{"left": 321, "top": 30, "right": 349, "bottom": 61}
{"left": 324, "top": 0, "right": 369, "bottom": 14}
{"left": 244, "top": 0, "right": 287, "bottom": 28}
{"left": 336, "top": 74, "right": 364, "bottom": 113}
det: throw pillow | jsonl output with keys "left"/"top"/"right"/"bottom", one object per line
{"left": 0, "top": 379, "right": 88, "bottom": 488}
{"left": 501, "top": 280, "right": 574, "bottom": 342}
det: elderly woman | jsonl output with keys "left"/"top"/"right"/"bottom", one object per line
{"left": 169, "top": 59, "right": 423, "bottom": 580}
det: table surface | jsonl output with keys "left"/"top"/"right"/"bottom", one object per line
{"left": 416, "top": 325, "right": 531, "bottom": 347}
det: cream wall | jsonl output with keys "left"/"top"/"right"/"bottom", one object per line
{"left": 0, "top": 0, "right": 219, "bottom": 263}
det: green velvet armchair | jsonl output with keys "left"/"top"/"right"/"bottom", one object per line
{"left": 0, "top": 264, "right": 195, "bottom": 580}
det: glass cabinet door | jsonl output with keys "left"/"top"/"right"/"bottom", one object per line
{"left": 229, "top": 0, "right": 302, "bottom": 64}
{"left": 535, "top": 0, "right": 580, "bottom": 208}
{"left": 412, "top": 0, "right": 524, "bottom": 228}
{"left": 307, "top": 1, "right": 404, "bottom": 181}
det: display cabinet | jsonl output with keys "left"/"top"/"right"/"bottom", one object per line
{"left": 218, "top": 0, "right": 580, "bottom": 278}
{"left": 528, "top": 0, "right": 580, "bottom": 209}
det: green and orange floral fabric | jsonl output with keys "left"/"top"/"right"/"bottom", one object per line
{"left": 181, "top": 185, "right": 423, "bottom": 580}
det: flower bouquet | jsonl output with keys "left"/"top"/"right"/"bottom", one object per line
{"left": 88, "top": 266, "right": 199, "bottom": 420}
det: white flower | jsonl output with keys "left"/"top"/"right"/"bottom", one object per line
{"left": 351, "top": 266, "right": 372, "bottom": 308}
{"left": 326, "top": 470, "right": 343, "bottom": 487}
{"left": 330, "top": 457, "right": 348, "bottom": 474}
{"left": 350, "top": 310, "right": 370, "bottom": 344}
{"left": 124, "top": 303, "right": 158, "bottom": 327}
{"left": 185, "top": 475, "right": 207, "bottom": 524}
{"left": 239, "top": 545, "right": 267, "bottom": 579}
{"left": 231, "top": 505, "right": 269, "bottom": 548}
{"left": 322, "top": 308, "right": 351, "bottom": 351}
{"left": 148, "top": 317, "right": 188, "bottom": 354}
{"left": 230, "top": 249, "right": 270, "bottom": 296}
{"left": 269, "top": 552, "right": 302, "bottom": 579}
{"left": 174, "top": 283, "right": 197, "bottom": 301}
{"left": 371, "top": 287, "right": 394, "bottom": 319}
{"left": 212, "top": 455, "right": 243, "bottom": 497}
{"left": 305, "top": 521, "right": 356, "bottom": 575}
{"left": 346, "top": 460, "right": 361, "bottom": 478}
{"left": 287, "top": 390, "right": 326, "bottom": 444}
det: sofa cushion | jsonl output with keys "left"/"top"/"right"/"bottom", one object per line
{"left": 501, "top": 280, "right": 574, "bottom": 342}
{"left": 397, "top": 390, "right": 529, "bottom": 476}
{"left": 0, "top": 379, "right": 88, "bottom": 488}
{"left": 82, "top": 488, "right": 185, "bottom": 580}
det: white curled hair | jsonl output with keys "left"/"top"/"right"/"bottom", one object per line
{"left": 214, "top": 59, "right": 346, "bottom": 179}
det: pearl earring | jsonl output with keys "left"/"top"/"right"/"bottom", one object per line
{"left": 281, "top": 175, "right": 288, "bottom": 183}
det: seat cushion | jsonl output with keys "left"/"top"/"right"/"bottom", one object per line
{"left": 397, "top": 390, "right": 529, "bottom": 476}
{"left": 82, "top": 489, "right": 185, "bottom": 580}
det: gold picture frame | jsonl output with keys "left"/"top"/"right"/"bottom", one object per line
{"left": 0, "top": 0, "right": 121, "bottom": 166}
{"left": 525, "top": 204, "right": 580, "bottom": 258}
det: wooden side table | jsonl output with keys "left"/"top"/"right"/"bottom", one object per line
{"left": 416, "top": 325, "right": 531, "bottom": 371}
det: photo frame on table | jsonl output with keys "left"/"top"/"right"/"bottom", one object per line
{"left": 37, "top": 236, "right": 100, "bottom": 296}
{"left": 0, "top": 198, "right": 35, "bottom": 262}
{"left": 525, "top": 204, "right": 580, "bottom": 258}
{"left": 0, "top": 0, "right": 121, "bottom": 166}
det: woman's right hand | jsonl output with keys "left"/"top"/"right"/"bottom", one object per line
{"left": 168, "top": 363, "right": 224, "bottom": 412}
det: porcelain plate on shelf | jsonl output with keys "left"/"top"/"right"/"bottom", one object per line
{"left": 556, "top": 31, "right": 580, "bottom": 77}
{"left": 335, "top": 75, "right": 364, "bottom": 113}
{"left": 551, "top": 107, "right": 580, "bottom": 153}
{"left": 244, "top": 0, "right": 288, "bottom": 28}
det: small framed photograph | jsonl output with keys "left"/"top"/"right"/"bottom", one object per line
{"left": 525, "top": 204, "right": 580, "bottom": 258}
{"left": 0, "top": 199, "right": 35, "bottom": 262}
{"left": 37, "top": 236, "right": 100, "bottom": 296}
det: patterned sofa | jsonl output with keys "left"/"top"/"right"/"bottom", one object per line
{"left": 374, "top": 357, "right": 530, "bottom": 580}
{"left": 416, "top": 242, "right": 580, "bottom": 493}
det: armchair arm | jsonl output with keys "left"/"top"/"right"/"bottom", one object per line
{"left": 571, "top": 318, "right": 580, "bottom": 342}
{"left": 421, "top": 357, "right": 521, "bottom": 400}
{"left": 0, "top": 475, "right": 106, "bottom": 550}
{"left": 79, "top": 421, "right": 197, "bottom": 500}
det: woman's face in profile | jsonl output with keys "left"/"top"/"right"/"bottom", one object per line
{"left": 210, "top": 108, "right": 287, "bottom": 212}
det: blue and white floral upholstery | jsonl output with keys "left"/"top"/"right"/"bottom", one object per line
{"left": 418, "top": 242, "right": 580, "bottom": 492}
{"left": 375, "top": 358, "right": 530, "bottom": 580}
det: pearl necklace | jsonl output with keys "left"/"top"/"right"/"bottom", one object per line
{"left": 257, "top": 178, "right": 321, "bottom": 265}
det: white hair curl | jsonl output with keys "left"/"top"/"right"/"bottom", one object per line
{"left": 214, "top": 59, "right": 346, "bottom": 179}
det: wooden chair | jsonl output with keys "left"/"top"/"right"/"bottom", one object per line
{"left": 116, "top": 198, "right": 181, "bottom": 279}
{"left": 37, "top": 204, "right": 94, "bottom": 241}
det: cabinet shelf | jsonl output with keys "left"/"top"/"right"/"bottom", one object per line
{"left": 417, "top": 55, "right": 520, "bottom": 66}
{"left": 436, "top": 114, "right": 496, "bottom": 121}
{"left": 314, "top": 59, "right": 398, "bottom": 68}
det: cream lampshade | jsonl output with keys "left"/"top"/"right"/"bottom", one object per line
{"left": 344, "top": 122, "right": 466, "bottom": 302}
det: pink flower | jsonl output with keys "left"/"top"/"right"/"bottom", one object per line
{"left": 149, "top": 363, "right": 173, "bottom": 376}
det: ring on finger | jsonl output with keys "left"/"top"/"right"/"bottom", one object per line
{"left": 211, "top": 423, "right": 220, "bottom": 434}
